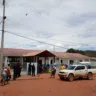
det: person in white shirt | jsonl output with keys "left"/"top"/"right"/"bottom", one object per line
{"left": 1, "top": 67, "right": 7, "bottom": 86}
{"left": 50, "top": 65, "right": 56, "bottom": 78}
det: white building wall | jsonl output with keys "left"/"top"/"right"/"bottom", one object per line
{"left": 38, "top": 57, "right": 88, "bottom": 65}
{"left": 39, "top": 57, "right": 45, "bottom": 64}
{"left": 54, "top": 58, "right": 89, "bottom": 65}
{"left": 91, "top": 61, "right": 96, "bottom": 66}
{"left": 4, "top": 56, "right": 8, "bottom": 66}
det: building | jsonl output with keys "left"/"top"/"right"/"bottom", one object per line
{"left": 1, "top": 48, "right": 90, "bottom": 70}
{"left": 90, "top": 57, "right": 96, "bottom": 67}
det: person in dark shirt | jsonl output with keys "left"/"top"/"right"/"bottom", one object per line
{"left": 13, "top": 63, "right": 17, "bottom": 80}
{"left": 37, "top": 63, "right": 41, "bottom": 77}
{"left": 16, "top": 63, "right": 21, "bottom": 78}
{"left": 28, "top": 63, "right": 31, "bottom": 75}
{"left": 19, "top": 64, "right": 22, "bottom": 77}
{"left": 32, "top": 64, "right": 35, "bottom": 76}
{"left": 17, "top": 63, "right": 22, "bottom": 77}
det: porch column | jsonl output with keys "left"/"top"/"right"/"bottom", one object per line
{"left": 20, "top": 57, "right": 23, "bottom": 65}
{"left": 33, "top": 56, "right": 35, "bottom": 63}
{"left": 75, "top": 59, "right": 78, "bottom": 64}
{"left": 68, "top": 59, "right": 70, "bottom": 64}
{"left": 49, "top": 57, "right": 50, "bottom": 64}
{"left": 89, "top": 58, "right": 91, "bottom": 62}
{"left": 54, "top": 56, "right": 55, "bottom": 63}
{"left": 4, "top": 56, "right": 8, "bottom": 66}
{"left": 35, "top": 56, "right": 37, "bottom": 63}
{"left": 45, "top": 57, "right": 46, "bottom": 64}
{"left": 37, "top": 56, "right": 39, "bottom": 64}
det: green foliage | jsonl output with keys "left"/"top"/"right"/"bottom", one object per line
{"left": 66, "top": 48, "right": 85, "bottom": 55}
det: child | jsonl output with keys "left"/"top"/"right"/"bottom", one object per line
{"left": 1, "top": 67, "right": 7, "bottom": 86}
{"left": 50, "top": 65, "right": 56, "bottom": 78}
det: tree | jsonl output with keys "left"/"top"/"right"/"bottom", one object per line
{"left": 66, "top": 48, "right": 85, "bottom": 55}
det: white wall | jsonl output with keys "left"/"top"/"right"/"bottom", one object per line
{"left": 4, "top": 56, "right": 8, "bottom": 66}
{"left": 38, "top": 57, "right": 87, "bottom": 65}
{"left": 90, "top": 61, "right": 96, "bottom": 66}
{"left": 39, "top": 57, "right": 45, "bottom": 64}
{"left": 39, "top": 57, "right": 54, "bottom": 64}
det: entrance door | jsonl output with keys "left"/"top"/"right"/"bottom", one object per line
{"left": 39, "top": 60, "right": 42, "bottom": 65}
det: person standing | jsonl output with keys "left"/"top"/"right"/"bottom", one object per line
{"left": 32, "top": 64, "right": 35, "bottom": 76}
{"left": 28, "top": 63, "right": 31, "bottom": 75}
{"left": 17, "top": 63, "right": 22, "bottom": 77}
{"left": 1, "top": 66, "right": 7, "bottom": 86}
{"left": 50, "top": 65, "right": 56, "bottom": 78}
{"left": 6, "top": 64, "right": 11, "bottom": 81}
{"left": 37, "top": 63, "right": 41, "bottom": 77}
{"left": 19, "top": 64, "right": 22, "bottom": 77}
{"left": 60, "top": 64, "right": 65, "bottom": 70}
{"left": 13, "top": 63, "right": 17, "bottom": 80}
{"left": 16, "top": 63, "right": 20, "bottom": 78}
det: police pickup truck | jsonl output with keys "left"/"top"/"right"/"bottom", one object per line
{"left": 58, "top": 64, "right": 96, "bottom": 82}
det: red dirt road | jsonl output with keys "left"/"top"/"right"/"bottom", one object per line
{"left": 0, "top": 74, "right": 96, "bottom": 96}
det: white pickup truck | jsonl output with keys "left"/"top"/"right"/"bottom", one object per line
{"left": 58, "top": 64, "right": 96, "bottom": 82}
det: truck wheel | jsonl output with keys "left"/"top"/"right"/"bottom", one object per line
{"left": 68, "top": 74, "right": 74, "bottom": 82}
{"left": 87, "top": 73, "right": 93, "bottom": 80}
{"left": 60, "top": 77, "right": 64, "bottom": 80}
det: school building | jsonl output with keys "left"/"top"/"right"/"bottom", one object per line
{"left": 1, "top": 48, "right": 90, "bottom": 70}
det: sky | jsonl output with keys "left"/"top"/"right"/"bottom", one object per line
{"left": 0, "top": 0, "right": 96, "bottom": 52}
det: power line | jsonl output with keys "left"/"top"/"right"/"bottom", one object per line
{"left": 49, "top": 38, "right": 90, "bottom": 46}
{"left": 0, "top": 1, "right": 93, "bottom": 47}
{"left": 0, "top": 30, "right": 68, "bottom": 49}
{"left": 0, "top": 16, "right": 91, "bottom": 46}
{"left": 0, "top": 29, "right": 93, "bottom": 47}
{"left": 0, "top": 6, "right": 91, "bottom": 47}
{"left": 0, "top": 29, "right": 93, "bottom": 48}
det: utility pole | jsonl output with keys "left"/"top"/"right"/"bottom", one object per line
{"left": 0, "top": 0, "right": 6, "bottom": 69}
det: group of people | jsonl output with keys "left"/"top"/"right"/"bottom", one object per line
{"left": 13, "top": 63, "right": 22, "bottom": 80}
{"left": 0, "top": 62, "right": 22, "bottom": 86}
{"left": 0, "top": 64, "right": 11, "bottom": 86}
{"left": 28, "top": 64, "right": 35, "bottom": 76}
{"left": 0, "top": 63, "right": 63, "bottom": 86}
{"left": 28, "top": 63, "right": 57, "bottom": 78}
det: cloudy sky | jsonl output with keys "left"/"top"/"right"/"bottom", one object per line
{"left": 0, "top": 0, "right": 96, "bottom": 51}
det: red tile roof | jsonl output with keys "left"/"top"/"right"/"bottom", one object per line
{"left": 90, "top": 57, "right": 96, "bottom": 61}
{"left": 0, "top": 48, "right": 42, "bottom": 56}
{"left": 23, "top": 50, "right": 55, "bottom": 57}
{"left": 0, "top": 48, "right": 90, "bottom": 59}
{"left": 53, "top": 52, "right": 90, "bottom": 59}
{"left": 23, "top": 50, "right": 44, "bottom": 56}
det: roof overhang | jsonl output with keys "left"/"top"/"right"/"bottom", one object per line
{"left": 23, "top": 50, "right": 55, "bottom": 57}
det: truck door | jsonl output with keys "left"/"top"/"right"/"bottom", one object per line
{"left": 75, "top": 66, "right": 87, "bottom": 77}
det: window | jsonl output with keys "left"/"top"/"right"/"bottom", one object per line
{"left": 75, "top": 66, "right": 85, "bottom": 70}
{"left": 86, "top": 65, "right": 91, "bottom": 69}
{"left": 69, "top": 60, "right": 74, "bottom": 64}
{"left": 51, "top": 60, "right": 53, "bottom": 64}
{"left": 79, "top": 60, "right": 82, "bottom": 62}
{"left": 67, "top": 66, "right": 76, "bottom": 70}
{"left": 56, "top": 58, "right": 59, "bottom": 60}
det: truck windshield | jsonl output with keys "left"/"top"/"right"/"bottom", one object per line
{"left": 67, "top": 66, "right": 76, "bottom": 70}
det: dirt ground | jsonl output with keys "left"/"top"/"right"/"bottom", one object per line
{"left": 0, "top": 74, "right": 96, "bottom": 96}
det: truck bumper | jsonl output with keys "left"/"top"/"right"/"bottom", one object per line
{"left": 58, "top": 73, "right": 67, "bottom": 79}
